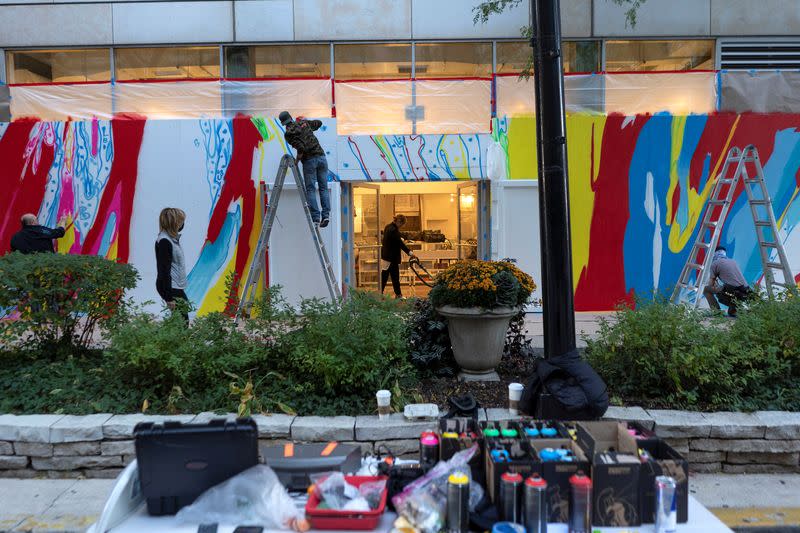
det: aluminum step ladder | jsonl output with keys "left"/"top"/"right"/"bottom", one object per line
{"left": 671, "top": 145, "right": 795, "bottom": 307}
{"left": 237, "top": 154, "right": 341, "bottom": 318}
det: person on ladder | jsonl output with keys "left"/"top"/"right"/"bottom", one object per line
{"left": 279, "top": 111, "right": 330, "bottom": 228}
{"left": 381, "top": 214, "right": 416, "bottom": 298}
{"left": 703, "top": 246, "right": 752, "bottom": 317}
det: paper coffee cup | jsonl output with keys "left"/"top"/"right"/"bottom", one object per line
{"left": 376, "top": 390, "right": 391, "bottom": 419}
{"left": 508, "top": 382, "right": 524, "bottom": 415}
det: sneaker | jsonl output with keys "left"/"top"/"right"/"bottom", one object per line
{"left": 319, "top": 218, "right": 330, "bottom": 228}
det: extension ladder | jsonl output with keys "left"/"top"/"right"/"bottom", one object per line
{"left": 237, "top": 154, "right": 341, "bottom": 318}
{"left": 671, "top": 145, "right": 795, "bottom": 307}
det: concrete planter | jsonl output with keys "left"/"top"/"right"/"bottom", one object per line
{"left": 436, "top": 305, "right": 519, "bottom": 381}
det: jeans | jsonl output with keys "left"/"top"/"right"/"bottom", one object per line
{"left": 381, "top": 262, "right": 402, "bottom": 297}
{"left": 301, "top": 155, "right": 330, "bottom": 222}
{"left": 704, "top": 283, "right": 751, "bottom": 316}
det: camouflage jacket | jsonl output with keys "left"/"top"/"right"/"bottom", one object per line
{"left": 284, "top": 119, "right": 325, "bottom": 161}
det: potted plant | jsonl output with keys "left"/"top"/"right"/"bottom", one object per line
{"left": 430, "top": 260, "right": 536, "bottom": 380}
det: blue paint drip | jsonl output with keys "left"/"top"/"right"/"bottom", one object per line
{"left": 186, "top": 208, "right": 241, "bottom": 306}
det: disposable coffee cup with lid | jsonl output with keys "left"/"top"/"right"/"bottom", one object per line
{"left": 376, "top": 390, "right": 391, "bottom": 418}
{"left": 508, "top": 382, "right": 524, "bottom": 415}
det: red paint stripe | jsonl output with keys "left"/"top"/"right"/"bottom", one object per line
{"left": 335, "top": 76, "right": 491, "bottom": 83}
{"left": 9, "top": 80, "right": 111, "bottom": 87}
{"left": 114, "top": 77, "right": 221, "bottom": 84}
{"left": 223, "top": 76, "right": 330, "bottom": 82}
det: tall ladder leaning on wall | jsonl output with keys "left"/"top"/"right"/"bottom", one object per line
{"left": 236, "top": 154, "right": 341, "bottom": 319}
{"left": 671, "top": 145, "right": 796, "bottom": 308}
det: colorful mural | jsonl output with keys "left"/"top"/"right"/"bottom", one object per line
{"left": 1, "top": 113, "right": 799, "bottom": 313}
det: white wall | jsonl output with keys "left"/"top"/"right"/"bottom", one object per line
{"left": 113, "top": 1, "right": 234, "bottom": 44}
{"left": 593, "top": 0, "right": 711, "bottom": 37}
{"left": 491, "top": 180, "right": 541, "bottom": 311}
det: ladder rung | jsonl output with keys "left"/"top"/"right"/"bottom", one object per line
{"left": 708, "top": 200, "right": 728, "bottom": 206}
{"left": 696, "top": 243, "right": 711, "bottom": 249}
{"left": 703, "top": 221, "right": 718, "bottom": 228}
{"left": 761, "top": 242, "right": 779, "bottom": 248}
{"left": 687, "top": 262, "right": 703, "bottom": 270}
{"left": 754, "top": 221, "right": 772, "bottom": 227}
{"left": 750, "top": 200, "right": 768, "bottom": 205}
{"left": 766, "top": 262, "right": 785, "bottom": 269}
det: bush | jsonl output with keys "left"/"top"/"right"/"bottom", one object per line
{"left": 429, "top": 260, "right": 536, "bottom": 309}
{"left": 584, "top": 293, "right": 800, "bottom": 411}
{"left": 0, "top": 252, "right": 138, "bottom": 354}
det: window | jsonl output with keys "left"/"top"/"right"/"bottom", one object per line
{"left": 115, "top": 46, "right": 220, "bottom": 81}
{"left": 6, "top": 49, "right": 110, "bottom": 84}
{"left": 225, "top": 44, "right": 330, "bottom": 79}
{"left": 334, "top": 43, "right": 412, "bottom": 80}
{"left": 414, "top": 42, "right": 491, "bottom": 78}
{"left": 496, "top": 41, "right": 600, "bottom": 74}
{"left": 605, "top": 40, "right": 715, "bottom": 71}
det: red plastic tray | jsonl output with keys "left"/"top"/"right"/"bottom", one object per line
{"left": 305, "top": 475, "right": 388, "bottom": 530}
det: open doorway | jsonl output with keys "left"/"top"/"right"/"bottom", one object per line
{"left": 342, "top": 181, "right": 489, "bottom": 298}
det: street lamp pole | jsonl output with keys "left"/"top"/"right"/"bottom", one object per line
{"left": 530, "top": 0, "right": 576, "bottom": 359}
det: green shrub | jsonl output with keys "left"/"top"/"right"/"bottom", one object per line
{"left": 0, "top": 252, "right": 138, "bottom": 354}
{"left": 585, "top": 293, "right": 800, "bottom": 411}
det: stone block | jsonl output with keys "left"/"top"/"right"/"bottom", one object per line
{"left": 725, "top": 452, "right": 799, "bottom": 466}
{"left": 691, "top": 439, "right": 800, "bottom": 453}
{"left": 123, "top": 454, "right": 136, "bottom": 465}
{"left": 485, "top": 408, "right": 523, "bottom": 422}
{"left": 374, "top": 439, "right": 419, "bottom": 457}
{"left": 342, "top": 441, "right": 374, "bottom": 456}
{"left": 664, "top": 438, "right": 690, "bottom": 454}
{"left": 355, "top": 414, "right": 436, "bottom": 441}
{"left": 0, "top": 469, "right": 39, "bottom": 479}
{"left": 0, "top": 414, "right": 64, "bottom": 443}
{"left": 291, "top": 416, "right": 355, "bottom": 442}
{"left": 53, "top": 441, "right": 101, "bottom": 456}
{"left": 103, "top": 414, "right": 195, "bottom": 439}
{"left": 754, "top": 411, "right": 800, "bottom": 440}
{"left": 13, "top": 442, "right": 53, "bottom": 457}
{"left": 602, "top": 406, "right": 655, "bottom": 430}
{"left": 703, "top": 412, "right": 766, "bottom": 439}
{"left": 689, "top": 462, "right": 722, "bottom": 474}
{"left": 687, "top": 451, "right": 725, "bottom": 463}
{"left": 648, "top": 410, "right": 710, "bottom": 438}
{"left": 50, "top": 414, "right": 112, "bottom": 443}
{"left": 0, "top": 442, "right": 12, "bottom": 455}
{"left": 101, "top": 440, "right": 135, "bottom": 456}
{"left": 0, "top": 456, "right": 29, "bottom": 469}
{"left": 32, "top": 455, "right": 122, "bottom": 471}
{"left": 191, "top": 412, "right": 239, "bottom": 425}
{"left": 722, "top": 463, "right": 800, "bottom": 474}
{"left": 84, "top": 468, "right": 124, "bottom": 479}
{"left": 251, "top": 414, "right": 295, "bottom": 439}
{"left": 46, "top": 470, "right": 84, "bottom": 479}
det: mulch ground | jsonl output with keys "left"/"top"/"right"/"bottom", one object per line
{"left": 412, "top": 351, "right": 537, "bottom": 412}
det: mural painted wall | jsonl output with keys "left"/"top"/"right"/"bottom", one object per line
{"left": 2, "top": 113, "right": 799, "bottom": 312}
{"left": 497, "top": 113, "right": 800, "bottom": 311}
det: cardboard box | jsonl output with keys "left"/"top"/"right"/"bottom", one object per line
{"left": 627, "top": 422, "right": 659, "bottom": 446}
{"left": 639, "top": 440, "right": 689, "bottom": 524}
{"left": 528, "top": 438, "right": 590, "bottom": 523}
{"left": 484, "top": 438, "right": 536, "bottom": 502}
{"left": 577, "top": 421, "right": 642, "bottom": 528}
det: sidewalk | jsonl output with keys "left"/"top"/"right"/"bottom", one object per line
{"left": 1, "top": 474, "right": 800, "bottom": 532}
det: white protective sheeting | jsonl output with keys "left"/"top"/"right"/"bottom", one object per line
{"left": 495, "top": 74, "right": 605, "bottom": 117}
{"left": 10, "top": 83, "right": 113, "bottom": 121}
{"left": 415, "top": 79, "right": 491, "bottom": 134}
{"left": 222, "top": 79, "right": 332, "bottom": 119}
{"left": 114, "top": 81, "right": 223, "bottom": 119}
{"left": 720, "top": 70, "right": 800, "bottom": 113}
{"left": 604, "top": 71, "right": 717, "bottom": 115}
{"left": 335, "top": 80, "right": 413, "bottom": 135}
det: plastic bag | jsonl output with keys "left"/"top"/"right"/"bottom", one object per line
{"left": 175, "top": 465, "right": 306, "bottom": 531}
{"left": 392, "top": 445, "right": 483, "bottom": 533}
{"left": 486, "top": 140, "right": 508, "bottom": 181}
{"left": 359, "top": 479, "right": 388, "bottom": 510}
{"left": 311, "top": 472, "right": 360, "bottom": 510}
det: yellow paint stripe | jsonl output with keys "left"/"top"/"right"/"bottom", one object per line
{"left": 710, "top": 507, "right": 800, "bottom": 527}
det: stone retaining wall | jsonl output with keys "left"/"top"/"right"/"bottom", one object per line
{"left": 1, "top": 408, "right": 799, "bottom": 478}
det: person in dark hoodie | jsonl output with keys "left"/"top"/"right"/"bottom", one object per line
{"left": 380, "top": 214, "right": 416, "bottom": 298}
{"left": 10, "top": 213, "right": 68, "bottom": 254}
{"left": 279, "top": 111, "right": 331, "bottom": 228}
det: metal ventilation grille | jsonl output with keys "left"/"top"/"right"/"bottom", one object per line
{"left": 720, "top": 40, "right": 800, "bottom": 70}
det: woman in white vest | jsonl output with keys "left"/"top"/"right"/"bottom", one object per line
{"left": 155, "top": 207, "right": 189, "bottom": 322}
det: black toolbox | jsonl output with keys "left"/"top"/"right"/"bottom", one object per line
{"left": 134, "top": 417, "right": 259, "bottom": 516}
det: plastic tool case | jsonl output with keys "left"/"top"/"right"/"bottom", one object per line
{"left": 133, "top": 417, "right": 259, "bottom": 516}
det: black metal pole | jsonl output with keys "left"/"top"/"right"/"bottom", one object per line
{"left": 530, "top": 0, "right": 576, "bottom": 359}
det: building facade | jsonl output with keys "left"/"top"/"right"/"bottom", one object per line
{"left": 1, "top": 0, "right": 799, "bottom": 312}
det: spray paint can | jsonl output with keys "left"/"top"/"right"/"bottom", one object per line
{"left": 568, "top": 471, "right": 592, "bottom": 533}
{"left": 419, "top": 432, "right": 439, "bottom": 469}
{"left": 524, "top": 474, "right": 548, "bottom": 533}
{"left": 655, "top": 476, "right": 677, "bottom": 533}
{"left": 499, "top": 472, "right": 524, "bottom": 523}
{"left": 447, "top": 471, "right": 470, "bottom": 533}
